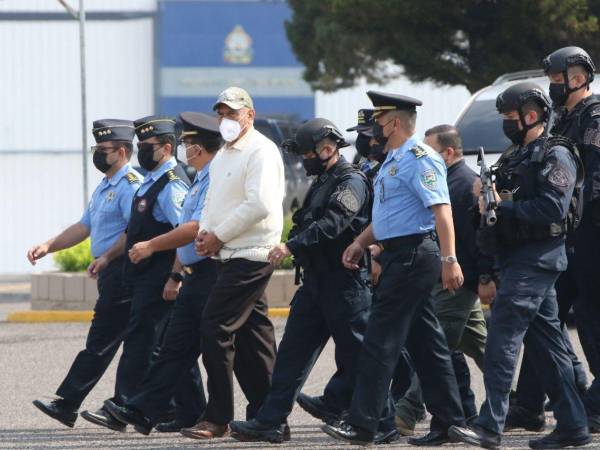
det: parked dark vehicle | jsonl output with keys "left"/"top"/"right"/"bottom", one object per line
{"left": 134, "top": 116, "right": 310, "bottom": 215}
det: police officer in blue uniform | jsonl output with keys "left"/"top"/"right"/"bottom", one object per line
{"left": 30, "top": 119, "right": 141, "bottom": 428}
{"left": 81, "top": 116, "right": 191, "bottom": 430}
{"left": 100, "top": 112, "right": 223, "bottom": 434}
{"left": 228, "top": 118, "right": 399, "bottom": 443}
{"left": 322, "top": 91, "right": 467, "bottom": 446}
{"left": 542, "top": 46, "right": 600, "bottom": 433}
{"left": 449, "top": 82, "right": 590, "bottom": 449}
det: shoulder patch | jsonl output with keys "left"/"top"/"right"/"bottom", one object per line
{"left": 336, "top": 188, "right": 360, "bottom": 213}
{"left": 420, "top": 168, "right": 438, "bottom": 190}
{"left": 583, "top": 127, "right": 600, "bottom": 148}
{"left": 166, "top": 169, "right": 180, "bottom": 182}
{"left": 547, "top": 166, "right": 570, "bottom": 188}
{"left": 126, "top": 172, "right": 139, "bottom": 184}
{"left": 410, "top": 145, "right": 428, "bottom": 159}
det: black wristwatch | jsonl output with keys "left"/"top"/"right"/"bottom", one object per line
{"left": 170, "top": 272, "right": 184, "bottom": 283}
{"left": 479, "top": 274, "right": 493, "bottom": 285}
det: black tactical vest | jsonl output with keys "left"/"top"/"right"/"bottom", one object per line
{"left": 124, "top": 164, "right": 190, "bottom": 284}
{"left": 291, "top": 159, "right": 371, "bottom": 273}
{"left": 493, "top": 137, "right": 581, "bottom": 245}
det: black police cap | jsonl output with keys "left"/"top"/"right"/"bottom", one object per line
{"left": 367, "top": 90, "right": 422, "bottom": 117}
{"left": 496, "top": 82, "right": 551, "bottom": 116}
{"left": 134, "top": 115, "right": 180, "bottom": 141}
{"left": 92, "top": 119, "right": 135, "bottom": 144}
{"left": 178, "top": 111, "right": 221, "bottom": 139}
{"left": 283, "top": 118, "right": 349, "bottom": 155}
{"left": 347, "top": 109, "right": 375, "bottom": 134}
{"left": 542, "top": 46, "right": 595, "bottom": 82}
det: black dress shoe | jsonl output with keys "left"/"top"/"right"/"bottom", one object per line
{"left": 103, "top": 399, "right": 152, "bottom": 435}
{"left": 505, "top": 405, "right": 546, "bottom": 432}
{"left": 32, "top": 398, "right": 77, "bottom": 428}
{"left": 80, "top": 406, "right": 126, "bottom": 432}
{"left": 374, "top": 428, "right": 400, "bottom": 444}
{"left": 529, "top": 429, "right": 591, "bottom": 449}
{"left": 230, "top": 418, "right": 290, "bottom": 443}
{"left": 296, "top": 393, "right": 341, "bottom": 424}
{"left": 321, "top": 421, "right": 374, "bottom": 446}
{"left": 408, "top": 430, "right": 452, "bottom": 446}
{"left": 448, "top": 424, "right": 501, "bottom": 450}
{"left": 155, "top": 419, "right": 196, "bottom": 433}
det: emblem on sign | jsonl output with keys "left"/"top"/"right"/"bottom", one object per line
{"left": 137, "top": 198, "right": 147, "bottom": 213}
{"left": 224, "top": 25, "right": 253, "bottom": 64}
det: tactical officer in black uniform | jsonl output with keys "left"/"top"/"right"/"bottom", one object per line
{"left": 81, "top": 116, "right": 191, "bottom": 430}
{"left": 542, "top": 46, "right": 600, "bottom": 433}
{"left": 450, "top": 82, "right": 590, "bottom": 449}
{"left": 228, "top": 118, "right": 396, "bottom": 443}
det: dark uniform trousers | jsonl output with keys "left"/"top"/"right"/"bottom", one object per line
{"left": 56, "top": 256, "right": 131, "bottom": 408}
{"left": 348, "top": 236, "right": 465, "bottom": 433}
{"left": 512, "top": 252, "right": 589, "bottom": 414}
{"left": 113, "top": 273, "right": 173, "bottom": 405}
{"left": 257, "top": 268, "right": 370, "bottom": 425}
{"left": 475, "top": 264, "right": 588, "bottom": 435}
{"left": 127, "top": 258, "right": 217, "bottom": 424}
{"left": 573, "top": 210, "right": 600, "bottom": 415}
{"left": 201, "top": 258, "right": 277, "bottom": 425}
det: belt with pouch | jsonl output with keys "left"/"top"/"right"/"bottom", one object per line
{"left": 378, "top": 231, "right": 436, "bottom": 252}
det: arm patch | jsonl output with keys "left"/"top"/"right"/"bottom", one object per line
{"left": 336, "top": 188, "right": 360, "bottom": 213}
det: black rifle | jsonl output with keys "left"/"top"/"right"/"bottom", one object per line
{"left": 477, "top": 146, "right": 497, "bottom": 227}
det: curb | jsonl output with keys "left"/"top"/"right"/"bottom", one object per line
{"left": 7, "top": 307, "right": 291, "bottom": 323}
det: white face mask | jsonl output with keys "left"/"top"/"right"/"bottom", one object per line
{"left": 178, "top": 143, "right": 199, "bottom": 165}
{"left": 219, "top": 118, "right": 242, "bottom": 142}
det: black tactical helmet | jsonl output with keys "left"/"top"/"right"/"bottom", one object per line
{"left": 283, "top": 118, "right": 349, "bottom": 155}
{"left": 542, "top": 46, "right": 595, "bottom": 83}
{"left": 496, "top": 82, "right": 551, "bottom": 119}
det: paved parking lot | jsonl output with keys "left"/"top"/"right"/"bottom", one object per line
{"left": 0, "top": 310, "right": 597, "bottom": 449}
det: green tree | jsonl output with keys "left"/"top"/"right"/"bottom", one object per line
{"left": 285, "top": 0, "right": 600, "bottom": 93}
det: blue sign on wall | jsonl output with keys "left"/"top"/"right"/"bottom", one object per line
{"left": 158, "top": 0, "right": 314, "bottom": 120}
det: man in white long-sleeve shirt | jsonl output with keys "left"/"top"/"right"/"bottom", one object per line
{"left": 181, "top": 87, "right": 285, "bottom": 441}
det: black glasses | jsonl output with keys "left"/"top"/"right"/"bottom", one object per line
{"left": 137, "top": 142, "right": 163, "bottom": 152}
{"left": 90, "top": 145, "right": 119, "bottom": 154}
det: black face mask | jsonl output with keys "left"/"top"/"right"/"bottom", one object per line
{"left": 355, "top": 133, "right": 372, "bottom": 158}
{"left": 93, "top": 150, "right": 114, "bottom": 173}
{"left": 372, "top": 120, "right": 392, "bottom": 146}
{"left": 302, "top": 148, "right": 335, "bottom": 176}
{"left": 137, "top": 143, "right": 161, "bottom": 171}
{"left": 502, "top": 119, "right": 527, "bottom": 145}
{"left": 549, "top": 83, "right": 569, "bottom": 107}
{"left": 371, "top": 143, "right": 386, "bottom": 163}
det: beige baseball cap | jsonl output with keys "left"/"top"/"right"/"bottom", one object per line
{"left": 213, "top": 86, "right": 254, "bottom": 111}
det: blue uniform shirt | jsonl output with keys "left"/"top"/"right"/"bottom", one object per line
{"left": 177, "top": 163, "right": 211, "bottom": 266}
{"left": 135, "top": 157, "right": 188, "bottom": 226}
{"left": 372, "top": 134, "right": 450, "bottom": 240}
{"left": 80, "top": 163, "right": 142, "bottom": 257}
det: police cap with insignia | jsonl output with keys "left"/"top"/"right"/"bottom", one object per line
{"left": 92, "top": 119, "right": 135, "bottom": 144}
{"left": 347, "top": 109, "right": 375, "bottom": 135}
{"left": 134, "top": 115, "right": 180, "bottom": 141}
{"left": 178, "top": 111, "right": 224, "bottom": 151}
{"left": 283, "top": 118, "right": 349, "bottom": 155}
{"left": 178, "top": 111, "right": 221, "bottom": 138}
{"left": 367, "top": 90, "right": 422, "bottom": 117}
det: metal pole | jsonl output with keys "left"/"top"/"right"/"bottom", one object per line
{"left": 78, "top": 0, "right": 88, "bottom": 208}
